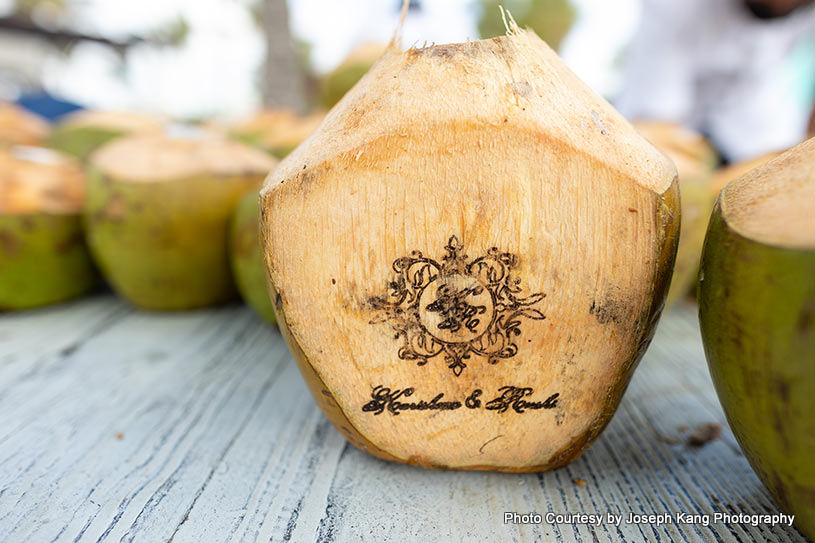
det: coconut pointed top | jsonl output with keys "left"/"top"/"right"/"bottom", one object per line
{"left": 722, "top": 137, "right": 815, "bottom": 250}
{"left": 265, "top": 23, "right": 675, "bottom": 195}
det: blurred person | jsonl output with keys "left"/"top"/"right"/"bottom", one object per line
{"left": 617, "top": 0, "right": 815, "bottom": 162}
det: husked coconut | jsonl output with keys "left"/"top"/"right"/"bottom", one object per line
{"left": 260, "top": 22, "right": 679, "bottom": 471}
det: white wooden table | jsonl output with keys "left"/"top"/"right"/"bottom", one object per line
{"left": 0, "top": 296, "right": 807, "bottom": 542}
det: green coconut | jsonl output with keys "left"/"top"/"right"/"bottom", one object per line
{"left": 710, "top": 151, "right": 783, "bottom": 197}
{"left": 478, "top": 0, "right": 576, "bottom": 51}
{"left": 634, "top": 122, "right": 719, "bottom": 307}
{"left": 47, "top": 110, "right": 164, "bottom": 160}
{"left": 699, "top": 137, "right": 815, "bottom": 539}
{"left": 227, "top": 109, "right": 324, "bottom": 159}
{"left": 229, "top": 188, "right": 278, "bottom": 324}
{"left": 318, "top": 42, "right": 386, "bottom": 109}
{"left": 0, "top": 103, "right": 50, "bottom": 147}
{"left": 0, "top": 146, "right": 97, "bottom": 310}
{"left": 85, "top": 132, "right": 277, "bottom": 311}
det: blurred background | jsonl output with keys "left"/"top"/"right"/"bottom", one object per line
{"left": 1, "top": 0, "right": 812, "bottom": 158}
{"left": 0, "top": 0, "right": 633, "bottom": 118}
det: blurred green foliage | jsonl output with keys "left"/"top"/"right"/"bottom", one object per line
{"left": 13, "top": 0, "right": 69, "bottom": 19}
{"left": 477, "top": 0, "right": 577, "bottom": 51}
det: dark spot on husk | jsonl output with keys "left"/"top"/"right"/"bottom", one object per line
{"left": 20, "top": 217, "right": 36, "bottom": 232}
{"left": 589, "top": 294, "right": 624, "bottom": 325}
{"left": 0, "top": 230, "right": 21, "bottom": 257}
{"left": 776, "top": 379, "right": 790, "bottom": 403}
{"left": 771, "top": 407, "right": 792, "bottom": 452}
{"left": 55, "top": 231, "right": 84, "bottom": 254}
{"left": 796, "top": 300, "right": 814, "bottom": 336}
{"left": 99, "top": 193, "right": 125, "bottom": 222}
{"left": 234, "top": 224, "right": 257, "bottom": 258}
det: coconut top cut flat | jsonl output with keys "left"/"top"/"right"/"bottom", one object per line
{"left": 56, "top": 110, "right": 165, "bottom": 134}
{"left": 229, "top": 109, "right": 325, "bottom": 153}
{"left": 92, "top": 132, "right": 278, "bottom": 183}
{"left": 711, "top": 151, "right": 783, "bottom": 195}
{"left": 0, "top": 103, "right": 50, "bottom": 146}
{"left": 633, "top": 121, "right": 717, "bottom": 179}
{"left": 268, "top": 29, "right": 675, "bottom": 195}
{"left": 721, "top": 138, "right": 815, "bottom": 250}
{"left": 0, "top": 147, "right": 85, "bottom": 215}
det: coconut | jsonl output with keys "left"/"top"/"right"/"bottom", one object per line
{"left": 230, "top": 188, "right": 278, "bottom": 324}
{"left": 86, "top": 130, "right": 277, "bottom": 310}
{"left": 0, "top": 103, "right": 50, "bottom": 147}
{"left": 634, "top": 121, "right": 718, "bottom": 307}
{"left": 228, "top": 109, "right": 325, "bottom": 158}
{"left": 699, "top": 137, "right": 815, "bottom": 539}
{"left": 0, "top": 146, "right": 97, "bottom": 309}
{"left": 48, "top": 110, "right": 165, "bottom": 160}
{"left": 710, "top": 151, "right": 783, "bottom": 196}
{"left": 260, "top": 26, "right": 679, "bottom": 471}
{"left": 319, "top": 42, "right": 387, "bottom": 109}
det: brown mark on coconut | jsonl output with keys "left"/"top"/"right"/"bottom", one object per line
{"left": 55, "top": 230, "right": 85, "bottom": 254}
{"left": 589, "top": 292, "right": 625, "bottom": 325}
{"left": 0, "top": 230, "right": 20, "bottom": 257}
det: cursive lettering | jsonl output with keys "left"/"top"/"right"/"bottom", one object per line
{"left": 485, "top": 387, "right": 559, "bottom": 414}
{"left": 362, "top": 385, "right": 462, "bottom": 416}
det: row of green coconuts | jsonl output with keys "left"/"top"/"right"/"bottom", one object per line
{"left": 0, "top": 42, "right": 380, "bottom": 319}
{"left": 0, "top": 97, "right": 771, "bottom": 319}
{"left": 0, "top": 102, "right": 326, "bottom": 321}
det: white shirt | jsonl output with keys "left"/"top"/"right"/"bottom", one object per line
{"left": 616, "top": 0, "right": 815, "bottom": 161}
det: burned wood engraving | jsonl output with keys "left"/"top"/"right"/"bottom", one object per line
{"left": 370, "top": 236, "right": 546, "bottom": 376}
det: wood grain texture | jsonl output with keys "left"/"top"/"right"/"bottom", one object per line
{"left": 0, "top": 297, "right": 807, "bottom": 542}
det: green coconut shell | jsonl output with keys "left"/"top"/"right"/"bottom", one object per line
{"left": 227, "top": 110, "right": 324, "bottom": 159}
{"left": 230, "top": 189, "right": 277, "bottom": 324}
{"left": 0, "top": 147, "right": 97, "bottom": 310}
{"left": 0, "top": 214, "right": 97, "bottom": 310}
{"left": 47, "top": 111, "right": 164, "bottom": 160}
{"left": 699, "top": 139, "right": 815, "bottom": 539}
{"left": 634, "top": 122, "right": 718, "bottom": 307}
{"left": 318, "top": 43, "right": 386, "bottom": 109}
{"left": 666, "top": 169, "right": 715, "bottom": 307}
{"left": 85, "top": 134, "right": 276, "bottom": 311}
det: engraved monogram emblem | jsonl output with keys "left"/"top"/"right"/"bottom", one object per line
{"left": 370, "top": 236, "right": 546, "bottom": 376}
